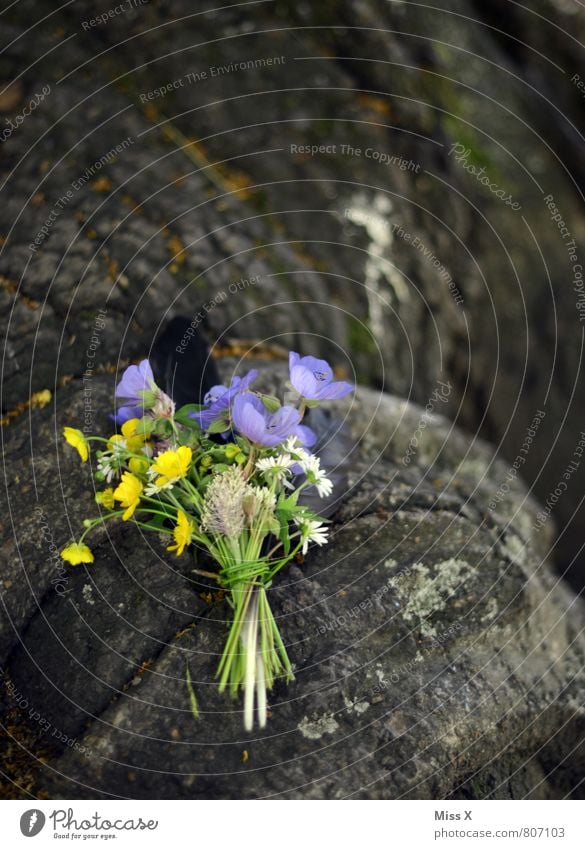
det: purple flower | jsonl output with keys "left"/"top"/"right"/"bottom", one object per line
{"left": 114, "top": 360, "right": 156, "bottom": 423}
{"left": 115, "top": 404, "right": 142, "bottom": 425}
{"left": 231, "top": 393, "right": 315, "bottom": 447}
{"left": 190, "top": 369, "right": 258, "bottom": 430}
{"left": 289, "top": 352, "right": 353, "bottom": 401}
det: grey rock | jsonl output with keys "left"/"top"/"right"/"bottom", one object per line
{"left": 0, "top": 369, "right": 583, "bottom": 799}
{"left": 1, "top": 0, "right": 584, "bottom": 581}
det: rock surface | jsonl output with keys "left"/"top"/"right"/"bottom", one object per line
{"left": 1, "top": 362, "right": 584, "bottom": 799}
{"left": 1, "top": 0, "right": 585, "bottom": 582}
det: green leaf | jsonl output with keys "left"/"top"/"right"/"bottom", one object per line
{"left": 175, "top": 404, "right": 204, "bottom": 428}
{"left": 177, "top": 403, "right": 204, "bottom": 415}
{"left": 133, "top": 417, "right": 155, "bottom": 436}
{"left": 153, "top": 418, "right": 173, "bottom": 437}
{"left": 265, "top": 514, "right": 281, "bottom": 536}
{"left": 211, "top": 463, "right": 230, "bottom": 473}
{"left": 258, "top": 394, "right": 281, "bottom": 413}
{"left": 276, "top": 509, "right": 291, "bottom": 556}
{"left": 277, "top": 490, "right": 300, "bottom": 512}
{"left": 206, "top": 417, "right": 230, "bottom": 434}
{"left": 146, "top": 513, "right": 170, "bottom": 530}
{"left": 177, "top": 429, "right": 198, "bottom": 447}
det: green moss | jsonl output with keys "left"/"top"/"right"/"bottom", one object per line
{"left": 348, "top": 316, "right": 376, "bottom": 356}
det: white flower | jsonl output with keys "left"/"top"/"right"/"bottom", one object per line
{"left": 143, "top": 479, "right": 173, "bottom": 496}
{"left": 301, "top": 454, "right": 333, "bottom": 498}
{"left": 313, "top": 470, "right": 333, "bottom": 498}
{"left": 295, "top": 517, "right": 329, "bottom": 554}
{"left": 97, "top": 454, "right": 120, "bottom": 483}
{"left": 242, "top": 485, "right": 277, "bottom": 526}
{"left": 255, "top": 454, "right": 295, "bottom": 483}
{"left": 253, "top": 486, "right": 277, "bottom": 512}
{"left": 301, "top": 453, "right": 320, "bottom": 475}
{"left": 282, "top": 436, "right": 310, "bottom": 463}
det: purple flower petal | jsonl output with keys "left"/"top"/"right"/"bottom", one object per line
{"left": 203, "top": 384, "right": 229, "bottom": 406}
{"left": 231, "top": 396, "right": 305, "bottom": 447}
{"left": 290, "top": 364, "right": 320, "bottom": 398}
{"left": 113, "top": 404, "right": 142, "bottom": 425}
{"left": 191, "top": 369, "right": 259, "bottom": 430}
{"left": 315, "top": 380, "right": 354, "bottom": 400}
{"left": 294, "top": 424, "right": 317, "bottom": 447}
{"left": 232, "top": 394, "right": 268, "bottom": 443}
{"left": 115, "top": 359, "right": 154, "bottom": 403}
{"left": 289, "top": 351, "right": 354, "bottom": 402}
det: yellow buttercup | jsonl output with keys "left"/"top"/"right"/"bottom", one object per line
{"left": 61, "top": 541, "right": 94, "bottom": 565}
{"left": 95, "top": 488, "right": 115, "bottom": 509}
{"left": 63, "top": 427, "right": 89, "bottom": 462}
{"left": 151, "top": 445, "right": 192, "bottom": 487}
{"left": 167, "top": 510, "right": 195, "bottom": 556}
{"left": 113, "top": 472, "right": 143, "bottom": 520}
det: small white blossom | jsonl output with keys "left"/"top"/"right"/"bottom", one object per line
{"left": 97, "top": 454, "right": 120, "bottom": 483}
{"left": 143, "top": 479, "right": 173, "bottom": 496}
{"left": 253, "top": 486, "right": 277, "bottom": 512}
{"left": 282, "top": 436, "right": 310, "bottom": 463}
{"left": 312, "top": 470, "right": 333, "bottom": 498}
{"left": 299, "top": 454, "right": 333, "bottom": 498}
{"left": 301, "top": 453, "right": 320, "bottom": 475}
{"left": 295, "top": 517, "right": 329, "bottom": 554}
{"left": 255, "top": 454, "right": 295, "bottom": 483}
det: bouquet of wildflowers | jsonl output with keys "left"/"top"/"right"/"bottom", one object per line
{"left": 61, "top": 353, "right": 353, "bottom": 730}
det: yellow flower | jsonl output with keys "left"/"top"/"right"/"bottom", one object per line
{"left": 107, "top": 418, "right": 147, "bottom": 454}
{"left": 95, "top": 488, "right": 115, "bottom": 509}
{"left": 61, "top": 542, "right": 94, "bottom": 565}
{"left": 151, "top": 446, "right": 192, "bottom": 487}
{"left": 121, "top": 418, "right": 148, "bottom": 453}
{"left": 113, "top": 472, "right": 143, "bottom": 521}
{"left": 167, "top": 510, "right": 195, "bottom": 557}
{"left": 129, "top": 456, "right": 150, "bottom": 475}
{"left": 63, "top": 427, "right": 89, "bottom": 462}
{"left": 107, "top": 433, "right": 125, "bottom": 452}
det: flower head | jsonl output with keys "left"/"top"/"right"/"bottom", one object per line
{"left": 129, "top": 456, "right": 150, "bottom": 475}
{"left": 232, "top": 393, "right": 315, "bottom": 448}
{"left": 114, "top": 360, "right": 175, "bottom": 425}
{"left": 150, "top": 445, "right": 192, "bottom": 487}
{"left": 167, "top": 510, "right": 195, "bottom": 556}
{"left": 97, "top": 451, "right": 123, "bottom": 483}
{"left": 108, "top": 418, "right": 148, "bottom": 454}
{"left": 61, "top": 541, "right": 94, "bottom": 565}
{"left": 289, "top": 352, "right": 353, "bottom": 401}
{"left": 295, "top": 517, "right": 329, "bottom": 555}
{"left": 113, "top": 472, "right": 143, "bottom": 520}
{"left": 201, "top": 466, "right": 250, "bottom": 538}
{"left": 301, "top": 453, "right": 333, "bottom": 498}
{"left": 255, "top": 453, "right": 296, "bottom": 484}
{"left": 63, "top": 427, "right": 89, "bottom": 462}
{"left": 190, "top": 369, "right": 258, "bottom": 430}
{"left": 114, "top": 360, "right": 156, "bottom": 423}
{"left": 241, "top": 486, "right": 277, "bottom": 530}
{"left": 95, "top": 488, "right": 115, "bottom": 510}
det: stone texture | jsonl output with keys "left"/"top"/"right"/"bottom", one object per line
{"left": 0, "top": 366, "right": 584, "bottom": 799}
{"left": 2, "top": 0, "right": 585, "bottom": 800}
{"left": 1, "top": 0, "right": 584, "bottom": 581}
